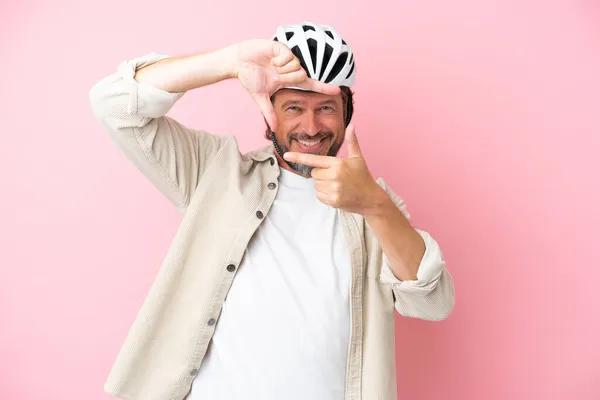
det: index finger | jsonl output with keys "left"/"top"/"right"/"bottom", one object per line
{"left": 254, "top": 94, "right": 278, "bottom": 131}
{"left": 283, "top": 152, "right": 337, "bottom": 168}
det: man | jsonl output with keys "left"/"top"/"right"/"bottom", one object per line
{"left": 90, "top": 21, "right": 455, "bottom": 400}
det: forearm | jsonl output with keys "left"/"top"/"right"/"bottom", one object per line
{"left": 134, "top": 44, "right": 240, "bottom": 93}
{"left": 364, "top": 189, "right": 425, "bottom": 281}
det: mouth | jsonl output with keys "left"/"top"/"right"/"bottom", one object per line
{"left": 293, "top": 137, "right": 328, "bottom": 153}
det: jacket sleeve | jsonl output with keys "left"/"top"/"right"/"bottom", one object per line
{"left": 89, "top": 52, "right": 227, "bottom": 211}
{"left": 375, "top": 178, "right": 456, "bottom": 321}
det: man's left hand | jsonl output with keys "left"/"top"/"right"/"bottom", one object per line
{"left": 283, "top": 124, "right": 388, "bottom": 216}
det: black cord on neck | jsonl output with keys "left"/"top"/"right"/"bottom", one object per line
{"left": 270, "top": 131, "right": 292, "bottom": 169}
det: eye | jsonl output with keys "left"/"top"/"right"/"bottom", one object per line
{"left": 321, "top": 106, "right": 335, "bottom": 111}
{"left": 286, "top": 106, "right": 301, "bottom": 111}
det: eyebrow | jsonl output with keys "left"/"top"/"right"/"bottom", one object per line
{"left": 280, "top": 99, "right": 339, "bottom": 108}
{"left": 317, "top": 99, "right": 339, "bottom": 107}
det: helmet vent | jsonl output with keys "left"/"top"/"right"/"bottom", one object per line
{"left": 325, "top": 52, "right": 348, "bottom": 83}
{"left": 319, "top": 43, "right": 334, "bottom": 80}
{"left": 290, "top": 45, "right": 310, "bottom": 76}
{"left": 307, "top": 38, "right": 318, "bottom": 70}
{"left": 346, "top": 62, "right": 355, "bottom": 79}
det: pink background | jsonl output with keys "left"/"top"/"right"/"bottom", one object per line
{"left": 2, "top": 0, "right": 599, "bottom": 399}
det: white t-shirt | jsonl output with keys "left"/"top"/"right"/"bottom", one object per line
{"left": 189, "top": 167, "right": 351, "bottom": 400}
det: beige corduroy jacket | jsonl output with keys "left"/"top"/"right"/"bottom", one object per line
{"left": 89, "top": 52, "right": 455, "bottom": 400}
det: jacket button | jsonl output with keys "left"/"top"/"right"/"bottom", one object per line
{"left": 256, "top": 211, "right": 264, "bottom": 219}
{"left": 227, "top": 264, "right": 236, "bottom": 272}
{"left": 269, "top": 158, "right": 275, "bottom": 165}
{"left": 207, "top": 318, "right": 216, "bottom": 326}
{"left": 268, "top": 182, "right": 276, "bottom": 190}
{"left": 190, "top": 369, "right": 198, "bottom": 376}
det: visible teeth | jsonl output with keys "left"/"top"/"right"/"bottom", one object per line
{"left": 298, "top": 139, "right": 321, "bottom": 146}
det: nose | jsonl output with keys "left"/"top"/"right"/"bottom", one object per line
{"left": 299, "top": 111, "right": 321, "bottom": 137}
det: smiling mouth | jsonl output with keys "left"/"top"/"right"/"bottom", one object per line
{"left": 292, "top": 137, "right": 329, "bottom": 152}
{"left": 296, "top": 138, "right": 325, "bottom": 146}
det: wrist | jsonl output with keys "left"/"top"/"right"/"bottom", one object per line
{"left": 362, "top": 185, "right": 394, "bottom": 219}
{"left": 219, "top": 43, "right": 241, "bottom": 80}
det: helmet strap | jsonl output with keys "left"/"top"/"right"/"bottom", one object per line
{"left": 270, "top": 131, "right": 289, "bottom": 165}
{"left": 345, "top": 89, "right": 354, "bottom": 127}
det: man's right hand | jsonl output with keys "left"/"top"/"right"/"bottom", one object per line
{"left": 234, "top": 39, "right": 341, "bottom": 131}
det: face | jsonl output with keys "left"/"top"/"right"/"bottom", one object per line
{"left": 271, "top": 89, "right": 346, "bottom": 176}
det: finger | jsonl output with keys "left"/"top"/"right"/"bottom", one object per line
{"left": 275, "top": 58, "right": 302, "bottom": 75}
{"left": 314, "top": 179, "right": 341, "bottom": 194}
{"left": 283, "top": 152, "right": 337, "bottom": 168}
{"left": 294, "top": 78, "right": 341, "bottom": 95}
{"left": 310, "top": 167, "right": 336, "bottom": 180}
{"left": 314, "top": 180, "right": 331, "bottom": 194}
{"left": 254, "top": 94, "right": 278, "bottom": 131}
{"left": 345, "top": 124, "right": 362, "bottom": 158}
{"left": 277, "top": 69, "right": 308, "bottom": 85}
{"left": 316, "top": 190, "right": 334, "bottom": 206}
{"left": 271, "top": 44, "right": 295, "bottom": 67}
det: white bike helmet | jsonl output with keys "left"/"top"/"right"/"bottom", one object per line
{"left": 272, "top": 21, "right": 356, "bottom": 89}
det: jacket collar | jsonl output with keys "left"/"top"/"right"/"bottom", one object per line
{"left": 247, "top": 144, "right": 277, "bottom": 162}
